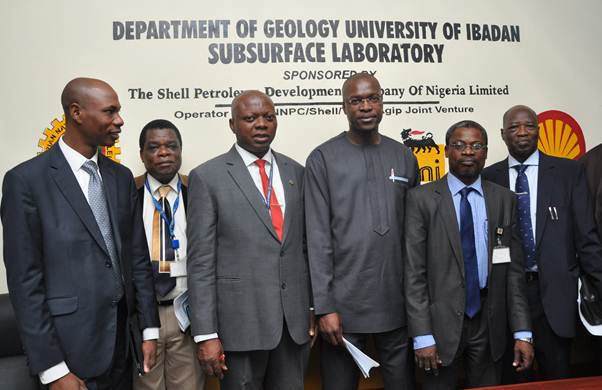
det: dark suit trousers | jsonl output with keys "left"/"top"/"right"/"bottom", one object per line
{"left": 320, "top": 327, "right": 413, "bottom": 390}
{"left": 502, "top": 278, "right": 571, "bottom": 383}
{"left": 85, "top": 299, "right": 133, "bottom": 390}
{"left": 220, "top": 324, "right": 310, "bottom": 390}
{"left": 424, "top": 298, "right": 501, "bottom": 390}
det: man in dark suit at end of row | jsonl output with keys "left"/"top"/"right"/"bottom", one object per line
{"left": 405, "top": 120, "right": 533, "bottom": 389}
{"left": 483, "top": 105, "right": 602, "bottom": 381}
{"left": 1, "top": 78, "right": 159, "bottom": 389}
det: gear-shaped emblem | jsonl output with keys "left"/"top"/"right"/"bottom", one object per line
{"left": 38, "top": 115, "right": 122, "bottom": 162}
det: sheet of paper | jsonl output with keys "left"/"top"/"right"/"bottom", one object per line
{"left": 173, "top": 290, "right": 191, "bottom": 332}
{"left": 578, "top": 279, "right": 602, "bottom": 336}
{"left": 343, "top": 337, "right": 380, "bottom": 378}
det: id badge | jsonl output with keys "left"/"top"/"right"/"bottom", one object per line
{"left": 170, "top": 258, "right": 187, "bottom": 277}
{"left": 492, "top": 246, "right": 511, "bottom": 264}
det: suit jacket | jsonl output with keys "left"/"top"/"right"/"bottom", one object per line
{"left": 1, "top": 144, "right": 159, "bottom": 377}
{"left": 186, "top": 146, "right": 311, "bottom": 351}
{"left": 405, "top": 176, "right": 530, "bottom": 365}
{"left": 483, "top": 153, "right": 602, "bottom": 337}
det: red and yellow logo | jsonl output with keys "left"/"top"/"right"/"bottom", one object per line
{"left": 38, "top": 116, "right": 122, "bottom": 162}
{"left": 537, "top": 110, "right": 585, "bottom": 160}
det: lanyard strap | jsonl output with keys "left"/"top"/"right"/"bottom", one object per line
{"left": 145, "top": 176, "right": 181, "bottom": 240}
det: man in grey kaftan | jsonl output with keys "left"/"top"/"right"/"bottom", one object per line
{"left": 305, "top": 73, "right": 420, "bottom": 390}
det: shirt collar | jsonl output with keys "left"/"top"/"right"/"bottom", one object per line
{"left": 147, "top": 173, "right": 179, "bottom": 195}
{"left": 234, "top": 143, "right": 274, "bottom": 167}
{"left": 447, "top": 172, "right": 484, "bottom": 197}
{"left": 59, "top": 136, "right": 99, "bottom": 172}
{"left": 508, "top": 149, "right": 539, "bottom": 168}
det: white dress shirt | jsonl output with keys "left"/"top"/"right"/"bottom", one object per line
{"left": 40, "top": 138, "right": 158, "bottom": 385}
{"left": 142, "top": 173, "right": 188, "bottom": 300}
{"left": 193, "top": 144, "right": 286, "bottom": 344}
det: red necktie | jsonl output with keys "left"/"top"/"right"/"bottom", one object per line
{"left": 255, "top": 159, "right": 284, "bottom": 241}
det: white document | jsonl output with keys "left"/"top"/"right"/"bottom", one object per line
{"left": 343, "top": 337, "right": 380, "bottom": 378}
{"left": 492, "top": 246, "right": 511, "bottom": 264}
{"left": 577, "top": 279, "right": 602, "bottom": 336}
{"left": 173, "top": 290, "right": 191, "bottom": 332}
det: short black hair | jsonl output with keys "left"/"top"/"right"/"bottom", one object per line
{"left": 445, "top": 120, "right": 488, "bottom": 145}
{"left": 139, "top": 119, "right": 182, "bottom": 150}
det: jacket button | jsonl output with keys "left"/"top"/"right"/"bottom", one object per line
{"left": 456, "top": 310, "right": 462, "bottom": 316}
{"left": 281, "top": 282, "right": 287, "bottom": 290}
{"left": 105, "top": 262, "right": 112, "bottom": 268}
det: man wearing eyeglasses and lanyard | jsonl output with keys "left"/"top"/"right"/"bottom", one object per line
{"left": 187, "top": 90, "right": 314, "bottom": 390}
{"left": 483, "top": 105, "right": 602, "bottom": 382}
{"left": 305, "top": 73, "right": 420, "bottom": 390}
{"left": 405, "top": 121, "right": 533, "bottom": 389}
{"left": 134, "top": 119, "right": 204, "bottom": 390}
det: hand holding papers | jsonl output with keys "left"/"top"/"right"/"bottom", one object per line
{"left": 342, "top": 337, "right": 380, "bottom": 378}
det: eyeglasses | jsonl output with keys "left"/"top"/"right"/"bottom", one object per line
{"left": 448, "top": 143, "right": 487, "bottom": 152}
{"left": 346, "top": 94, "right": 382, "bottom": 106}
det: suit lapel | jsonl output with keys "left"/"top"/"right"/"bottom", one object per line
{"left": 435, "top": 177, "right": 464, "bottom": 275}
{"left": 98, "top": 156, "right": 122, "bottom": 261}
{"left": 225, "top": 147, "right": 279, "bottom": 241}
{"left": 495, "top": 159, "right": 510, "bottom": 188}
{"left": 535, "top": 154, "right": 553, "bottom": 249}
{"left": 49, "top": 146, "right": 110, "bottom": 258}
{"left": 274, "top": 152, "right": 295, "bottom": 244}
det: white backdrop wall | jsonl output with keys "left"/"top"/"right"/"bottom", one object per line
{"left": 1, "top": 0, "right": 601, "bottom": 293}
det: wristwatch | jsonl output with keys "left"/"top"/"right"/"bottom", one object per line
{"left": 518, "top": 337, "right": 533, "bottom": 344}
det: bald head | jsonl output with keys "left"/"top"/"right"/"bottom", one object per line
{"left": 59, "top": 77, "right": 123, "bottom": 158}
{"left": 501, "top": 104, "right": 539, "bottom": 162}
{"left": 61, "top": 78, "right": 116, "bottom": 120}
{"left": 502, "top": 105, "right": 537, "bottom": 128}
{"left": 342, "top": 72, "right": 381, "bottom": 103}
{"left": 230, "top": 90, "right": 275, "bottom": 120}
{"left": 229, "top": 90, "right": 277, "bottom": 158}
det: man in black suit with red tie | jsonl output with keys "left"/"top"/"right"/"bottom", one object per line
{"left": 483, "top": 104, "right": 602, "bottom": 381}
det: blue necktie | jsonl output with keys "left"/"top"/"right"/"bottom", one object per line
{"left": 460, "top": 187, "right": 480, "bottom": 318}
{"left": 81, "top": 160, "right": 124, "bottom": 299}
{"left": 514, "top": 165, "right": 536, "bottom": 269}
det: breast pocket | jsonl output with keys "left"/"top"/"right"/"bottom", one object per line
{"left": 47, "top": 296, "right": 78, "bottom": 316}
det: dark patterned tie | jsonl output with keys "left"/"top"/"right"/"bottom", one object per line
{"left": 81, "top": 160, "right": 123, "bottom": 299}
{"left": 152, "top": 185, "right": 176, "bottom": 297}
{"left": 460, "top": 187, "right": 480, "bottom": 318}
{"left": 514, "top": 164, "right": 536, "bottom": 269}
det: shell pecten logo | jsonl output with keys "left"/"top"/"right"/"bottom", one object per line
{"left": 537, "top": 110, "right": 585, "bottom": 160}
{"left": 38, "top": 115, "right": 121, "bottom": 162}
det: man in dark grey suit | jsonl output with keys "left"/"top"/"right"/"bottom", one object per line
{"left": 186, "top": 90, "right": 314, "bottom": 390}
{"left": 405, "top": 120, "right": 533, "bottom": 389}
{"left": 1, "top": 78, "right": 159, "bottom": 390}
{"left": 483, "top": 105, "right": 602, "bottom": 381}
{"left": 305, "top": 73, "right": 419, "bottom": 390}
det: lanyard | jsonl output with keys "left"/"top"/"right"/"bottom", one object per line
{"left": 145, "top": 176, "right": 181, "bottom": 248}
{"left": 262, "top": 156, "right": 275, "bottom": 211}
